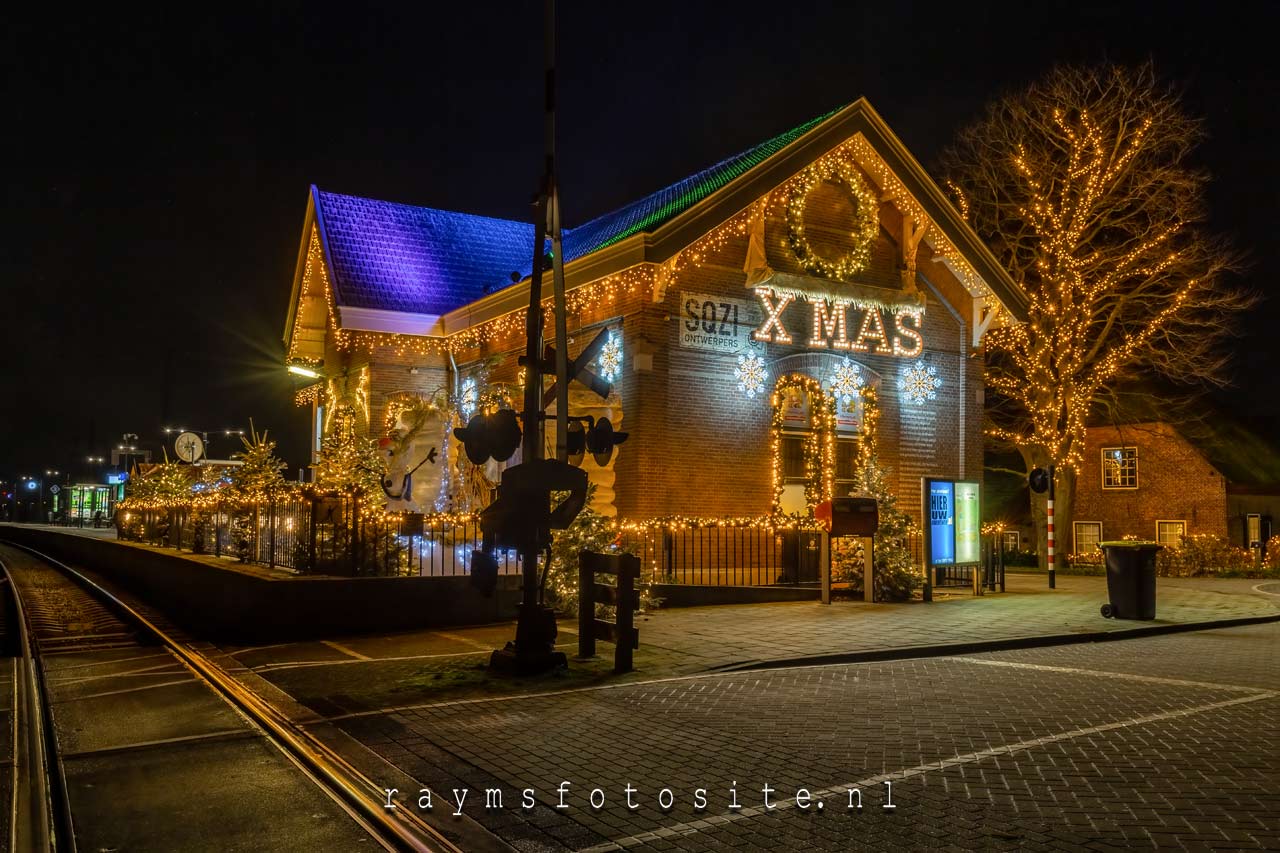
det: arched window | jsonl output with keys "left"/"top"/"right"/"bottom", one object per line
{"left": 771, "top": 375, "right": 835, "bottom": 517}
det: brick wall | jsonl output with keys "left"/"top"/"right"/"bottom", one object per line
{"left": 322, "top": 160, "right": 987, "bottom": 527}
{"left": 1073, "top": 422, "right": 1228, "bottom": 547}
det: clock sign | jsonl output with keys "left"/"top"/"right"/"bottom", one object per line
{"left": 175, "top": 431, "right": 205, "bottom": 463}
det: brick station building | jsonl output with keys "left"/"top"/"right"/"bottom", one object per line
{"left": 282, "top": 99, "right": 1027, "bottom": 559}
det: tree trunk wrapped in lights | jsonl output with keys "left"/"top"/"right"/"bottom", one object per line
{"left": 942, "top": 64, "right": 1251, "bottom": 567}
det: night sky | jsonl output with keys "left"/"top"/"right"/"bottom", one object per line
{"left": 4, "top": 2, "right": 1276, "bottom": 480}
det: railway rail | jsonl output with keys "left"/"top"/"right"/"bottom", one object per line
{"left": 0, "top": 540, "right": 465, "bottom": 852}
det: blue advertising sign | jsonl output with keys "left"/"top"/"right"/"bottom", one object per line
{"left": 928, "top": 481, "right": 955, "bottom": 565}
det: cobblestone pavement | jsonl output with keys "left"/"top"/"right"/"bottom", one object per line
{"left": 337, "top": 622, "right": 1280, "bottom": 851}
{"left": 226, "top": 573, "right": 1280, "bottom": 717}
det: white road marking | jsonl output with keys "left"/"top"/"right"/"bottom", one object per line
{"left": 49, "top": 661, "right": 188, "bottom": 686}
{"left": 580, "top": 688, "right": 1279, "bottom": 851}
{"left": 952, "top": 656, "right": 1268, "bottom": 693}
{"left": 433, "top": 630, "right": 496, "bottom": 651}
{"left": 324, "top": 638, "right": 1277, "bottom": 722}
{"left": 40, "top": 651, "right": 170, "bottom": 671}
{"left": 322, "top": 640, "right": 372, "bottom": 661}
{"left": 254, "top": 643, "right": 577, "bottom": 674}
{"left": 51, "top": 678, "right": 195, "bottom": 702}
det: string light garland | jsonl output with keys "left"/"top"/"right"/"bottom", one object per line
{"left": 786, "top": 158, "right": 879, "bottom": 280}
{"left": 898, "top": 360, "right": 941, "bottom": 405}
{"left": 294, "top": 383, "right": 324, "bottom": 407}
{"left": 735, "top": 351, "right": 767, "bottom": 398}
{"left": 770, "top": 374, "right": 836, "bottom": 515}
{"left": 459, "top": 378, "right": 478, "bottom": 421}
{"left": 847, "top": 135, "right": 992, "bottom": 300}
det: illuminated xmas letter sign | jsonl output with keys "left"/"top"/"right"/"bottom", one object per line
{"left": 750, "top": 287, "right": 924, "bottom": 357}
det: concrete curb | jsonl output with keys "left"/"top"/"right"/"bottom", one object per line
{"left": 708, "top": 612, "right": 1280, "bottom": 673}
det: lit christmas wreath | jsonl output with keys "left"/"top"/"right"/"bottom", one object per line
{"left": 786, "top": 159, "right": 880, "bottom": 281}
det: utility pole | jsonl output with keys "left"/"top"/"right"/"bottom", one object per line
{"left": 1046, "top": 464, "right": 1056, "bottom": 589}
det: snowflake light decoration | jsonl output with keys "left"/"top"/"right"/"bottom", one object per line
{"left": 597, "top": 332, "right": 623, "bottom": 382}
{"left": 735, "top": 351, "right": 767, "bottom": 399}
{"left": 459, "top": 378, "right": 478, "bottom": 421}
{"left": 898, "top": 360, "right": 941, "bottom": 405}
{"left": 830, "top": 359, "right": 864, "bottom": 404}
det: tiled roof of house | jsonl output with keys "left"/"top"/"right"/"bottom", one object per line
{"left": 312, "top": 107, "right": 841, "bottom": 316}
{"left": 313, "top": 190, "right": 535, "bottom": 315}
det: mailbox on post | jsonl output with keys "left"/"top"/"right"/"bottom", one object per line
{"left": 829, "top": 497, "right": 879, "bottom": 537}
{"left": 815, "top": 497, "right": 880, "bottom": 603}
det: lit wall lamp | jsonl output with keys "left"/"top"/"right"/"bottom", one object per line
{"left": 288, "top": 364, "right": 322, "bottom": 379}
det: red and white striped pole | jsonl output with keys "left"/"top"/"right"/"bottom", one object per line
{"left": 1046, "top": 464, "right": 1056, "bottom": 589}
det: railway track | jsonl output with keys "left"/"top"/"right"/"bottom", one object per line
{"left": 0, "top": 540, "right": 465, "bottom": 852}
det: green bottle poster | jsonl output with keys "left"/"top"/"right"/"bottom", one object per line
{"left": 954, "top": 481, "right": 980, "bottom": 564}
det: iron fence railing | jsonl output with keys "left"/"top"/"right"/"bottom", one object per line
{"left": 115, "top": 500, "right": 938, "bottom": 590}
{"left": 114, "top": 495, "right": 521, "bottom": 579}
{"left": 619, "top": 525, "right": 835, "bottom": 587}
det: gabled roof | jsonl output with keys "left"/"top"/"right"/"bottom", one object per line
{"left": 561, "top": 108, "right": 841, "bottom": 260}
{"left": 292, "top": 98, "right": 1028, "bottom": 337}
{"left": 309, "top": 108, "right": 841, "bottom": 318}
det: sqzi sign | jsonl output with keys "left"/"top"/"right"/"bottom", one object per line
{"left": 750, "top": 286, "right": 924, "bottom": 358}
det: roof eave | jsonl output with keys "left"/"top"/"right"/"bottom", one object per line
{"left": 282, "top": 188, "right": 320, "bottom": 352}
{"left": 438, "top": 235, "right": 649, "bottom": 337}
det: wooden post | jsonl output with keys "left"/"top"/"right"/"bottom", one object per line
{"left": 578, "top": 550, "right": 640, "bottom": 673}
{"left": 578, "top": 552, "right": 595, "bottom": 658}
{"left": 865, "top": 536, "right": 874, "bottom": 603}
{"left": 615, "top": 556, "right": 635, "bottom": 673}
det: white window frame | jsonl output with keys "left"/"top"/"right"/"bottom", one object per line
{"left": 1074, "top": 521, "right": 1103, "bottom": 554}
{"left": 1101, "top": 446, "right": 1138, "bottom": 490}
{"left": 1002, "top": 531, "right": 1020, "bottom": 552}
{"left": 1156, "top": 520, "right": 1186, "bottom": 546}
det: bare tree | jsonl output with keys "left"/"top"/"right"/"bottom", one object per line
{"left": 942, "top": 64, "right": 1252, "bottom": 562}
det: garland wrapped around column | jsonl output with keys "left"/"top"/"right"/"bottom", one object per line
{"left": 769, "top": 374, "right": 836, "bottom": 516}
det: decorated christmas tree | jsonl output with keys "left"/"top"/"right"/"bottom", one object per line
{"left": 837, "top": 387, "right": 922, "bottom": 602}
{"left": 314, "top": 407, "right": 386, "bottom": 497}
{"left": 230, "top": 424, "right": 288, "bottom": 504}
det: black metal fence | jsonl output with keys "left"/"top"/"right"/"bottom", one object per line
{"left": 116, "top": 500, "right": 942, "bottom": 590}
{"left": 620, "top": 525, "right": 915, "bottom": 587}
{"left": 115, "top": 495, "right": 520, "bottom": 579}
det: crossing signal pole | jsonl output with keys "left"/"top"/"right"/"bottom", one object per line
{"left": 480, "top": 0, "right": 604, "bottom": 674}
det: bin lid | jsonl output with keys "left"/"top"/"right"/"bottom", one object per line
{"left": 1098, "top": 540, "right": 1163, "bottom": 549}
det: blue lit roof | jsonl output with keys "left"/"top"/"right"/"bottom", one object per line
{"left": 312, "top": 108, "right": 841, "bottom": 316}
{"left": 313, "top": 190, "right": 535, "bottom": 315}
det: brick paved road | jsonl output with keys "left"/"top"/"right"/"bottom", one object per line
{"left": 231, "top": 573, "right": 1279, "bottom": 717}
{"left": 338, "top": 623, "right": 1280, "bottom": 851}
